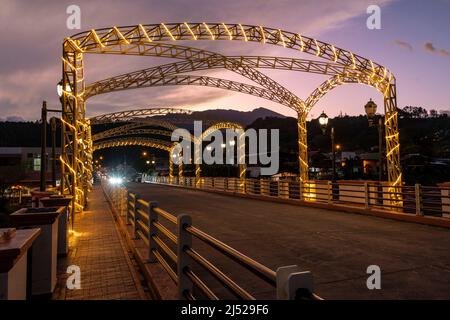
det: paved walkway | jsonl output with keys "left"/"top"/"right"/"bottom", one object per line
{"left": 53, "top": 186, "right": 148, "bottom": 300}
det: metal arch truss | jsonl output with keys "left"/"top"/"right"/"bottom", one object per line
{"left": 89, "top": 108, "right": 192, "bottom": 125}
{"left": 92, "top": 121, "right": 177, "bottom": 141}
{"left": 93, "top": 136, "right": 180, "bottom": 181}
{"left": 200, "top": 122, "right": 246, "bottom": 192}
{"left": 86, "top": 74, "right": 303, "bottom": 112}
{"left": 304, "top": 71, "right": 400, "bottom": 187}
{"left": 93, "top": 137, "right": 172, "bottom": 152}
{"left": 63, "top": 23, "right": 402, "bottom": 212}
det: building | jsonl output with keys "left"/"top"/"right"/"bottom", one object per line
{"left": 0, "top": 147, "right": 62, "bottom": 187}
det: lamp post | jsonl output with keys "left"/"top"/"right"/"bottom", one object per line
{"left": 318, "top": 112, "right": 337, "bottom": 181}
{"left": 50, "top": 117, "right": 57, "bottom": 188}
{"left": 40, "top": 101, "right": 48, "bottom": 191}
{"left": 364, "top": 99, "right": 384, "bottom": 181}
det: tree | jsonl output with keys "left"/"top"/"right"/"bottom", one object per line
{"left": 430, "top": 109, "right": 439, "bottom": 118}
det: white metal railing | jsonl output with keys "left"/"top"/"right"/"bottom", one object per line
{"left": 102, "top": 181, "right": 322, "bottom": 300}
{"left": 142, "top": 175, "right": 450, "bottom": 219}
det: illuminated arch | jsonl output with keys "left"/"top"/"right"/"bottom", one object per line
{"left": 89, "top": 108, "right": 192, "bottom": 125}
{"left": 62, "top": 23, "right": 400, "bottom": 212}
{"left": 91, "top": 117, "right": 202, "bottom": 183}
{"left": 303, "top": 72, "right": 401, "bottom": 187}
{"left": 93, "top": 137, "right": 182, "bottom": 181}
{"left": 93, "top": 128, "right": 172, "bottom": 142}
{"left": 200, "top": 122, "right": 246, "bottom": 192}
{"left": 86, "top": 74, "right": 303, "bottom": 112}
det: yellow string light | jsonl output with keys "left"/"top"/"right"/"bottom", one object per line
{"left": 139, "top": 24, "right": 152, "bottom": 42}
{"left": 331, "top": 45, "right": 338, "bottom": 62}
{"left": 184, "top": 22, "right": 197, "bottom": 40}
{"left": 279, "top": 29, "right": 286, "bottom": 48}
{"left": 203, "top": 22, "right": 215, "bottom": 40}
{"left": 260, "top": 26, "right": 266, "bottom": 44}
{"left": 161, "top": 23, "right": 176, "bottom": 41}
{"left": 90, "top": 29, "right": 105, "bottom": 47}
{"left": 222, "top": 23, "right": 233, "bottom": 40}
{"left": 113, "top": 26, "right": 130, "bottom": 44}
{"left": 66, "top": 38, "right": 84, "bottom": 52}
{"left": 238, "top": 24, "right": 248, "bottom": 41}
{"left": 314, "top": 39, "right": 321, "bottom": 56}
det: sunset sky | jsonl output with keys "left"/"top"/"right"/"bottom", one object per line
{"left": 0, "top": 0, "right": 449, "bottom": 121}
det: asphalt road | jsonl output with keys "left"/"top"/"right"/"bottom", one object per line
{"left": 127, "top": 182, "right": 450, "bottom": 300}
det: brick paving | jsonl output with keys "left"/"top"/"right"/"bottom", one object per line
{"left": 53, "top": 186, "right": 148, "bottom": 300}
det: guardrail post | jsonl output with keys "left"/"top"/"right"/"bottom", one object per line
{"left": 327, "top": 181, "right": 332, "bottom": 203}
{"left": 415, "top": 183, "right": 423, "bottom": 216}
{"left": 126, "top": 192, "right": 131, "bottom": 225}
{"left": 177, "top": 214, "right": 193, "bottom": 299}
{"left": 364, "top": 182, "right": 370, "bottom": 209}
{"left": 298, "top": 180, "right": 303, "bottom": 201}
{"left": 276, "top": 265, "right": 314, "bottom": 300}
{"left": 147, "top": 202, "right": 158, "bottom": 263}
{"left": 133, "top": 194, "right": 140, "bottom": 239}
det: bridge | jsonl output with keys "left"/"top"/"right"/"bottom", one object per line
{"left": 4, "top": 22, "right": 448, "bottom": 301}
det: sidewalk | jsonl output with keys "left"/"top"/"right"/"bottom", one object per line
{"left": 53, "top": 186, "right": 148, "bottom": 300}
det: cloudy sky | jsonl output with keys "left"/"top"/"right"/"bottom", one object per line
{"left": 0, "top": 0, "right": 449, "bottom": 121}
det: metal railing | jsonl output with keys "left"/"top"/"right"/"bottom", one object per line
{"left": 103, "top": 181, "right": 322, "bottom": 300}
{"left": 142, "top": 175, "right": 450, "bottom": 218}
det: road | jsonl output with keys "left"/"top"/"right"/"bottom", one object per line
{"left": 127, "top": 182, "right": 450, "bottom": 300}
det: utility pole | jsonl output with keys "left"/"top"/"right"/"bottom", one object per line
{"left": 51, "top": 117, "right": 57, "bottom": 188}
{"left": 40, "top": 101, "right": 47, "bottom": 191}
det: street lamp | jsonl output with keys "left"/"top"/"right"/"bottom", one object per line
{"left": 364, "top": 99, "right": 384, "bottom": 181}
{"left": 318, "top": 111, "right": 329, "bottom": 135}
{"left": 317, "top": 111, "right": 337, "bottom": 181}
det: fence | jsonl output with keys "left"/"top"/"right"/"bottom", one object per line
{"left": 142, "top": 175, "right": 450, "bottom": 218}
{"left": 103, "top": 181, "right": 322, "bottom": 300}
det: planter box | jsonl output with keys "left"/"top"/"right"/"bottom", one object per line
{"left": 40, "top": 196, "right": 73, "bottom": 257}
{"left": 10, "top": 207, "right": 65, "bottom": 297}
{"left": 0, "top": 228, "right": 41, "bottom": 300}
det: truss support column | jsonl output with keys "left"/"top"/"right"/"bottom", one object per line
{"left": 238, "top": 130, "right": 246, "bottom": 193}
{"left": 62, "top": 41, "right": 86, "bottom": 227}
{"left": 169, "top": 155, "right": 174, "bottom": 184}
{"left": 178, "top": 149, "right": 183, "bottom": 185}
{"left": 297, "top": 112, "right": 309, "bottom": 182}
{"left": 194, "top": 140, "right": 201, "bottom": 188}
{"left": 384, "top": 80, "right": 403, "bottom": 207}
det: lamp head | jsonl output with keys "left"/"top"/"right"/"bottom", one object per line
{"left": 318, "top": 111, "right": 329, "bottom": 135}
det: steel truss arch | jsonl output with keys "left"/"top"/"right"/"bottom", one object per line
{"left": 93, "top": 136, "right": 180, "bottom": 181}
{"left": 200, "top": 122, "right": 246, "bottom": 192}
{"left": 93, "top": 137, "right": 173, "bottom": 152}
{"left": 62, "top": 23, "right": 401, "bottom": 213}
{"left": 86, "top": 74, "right": 302, "bottom": 111}
{"left": 89, "top": 108, "right": 192, "bottom": 125}
{"left": 92, "top": 121, "right": 178, "bottom": 141}
{"left": 304, "top": 72, "right": 401, "bottom": 187}
{"left": 67, "top": 23, "right": 393, "bottom": 81}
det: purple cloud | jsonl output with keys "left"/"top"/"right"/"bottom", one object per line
{"left": 393, "top": 40, "right": 413, "bottom": 52}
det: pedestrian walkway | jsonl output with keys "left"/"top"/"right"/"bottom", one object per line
{"left": 53, "top": 186, "right": 148, "bottom": 300}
